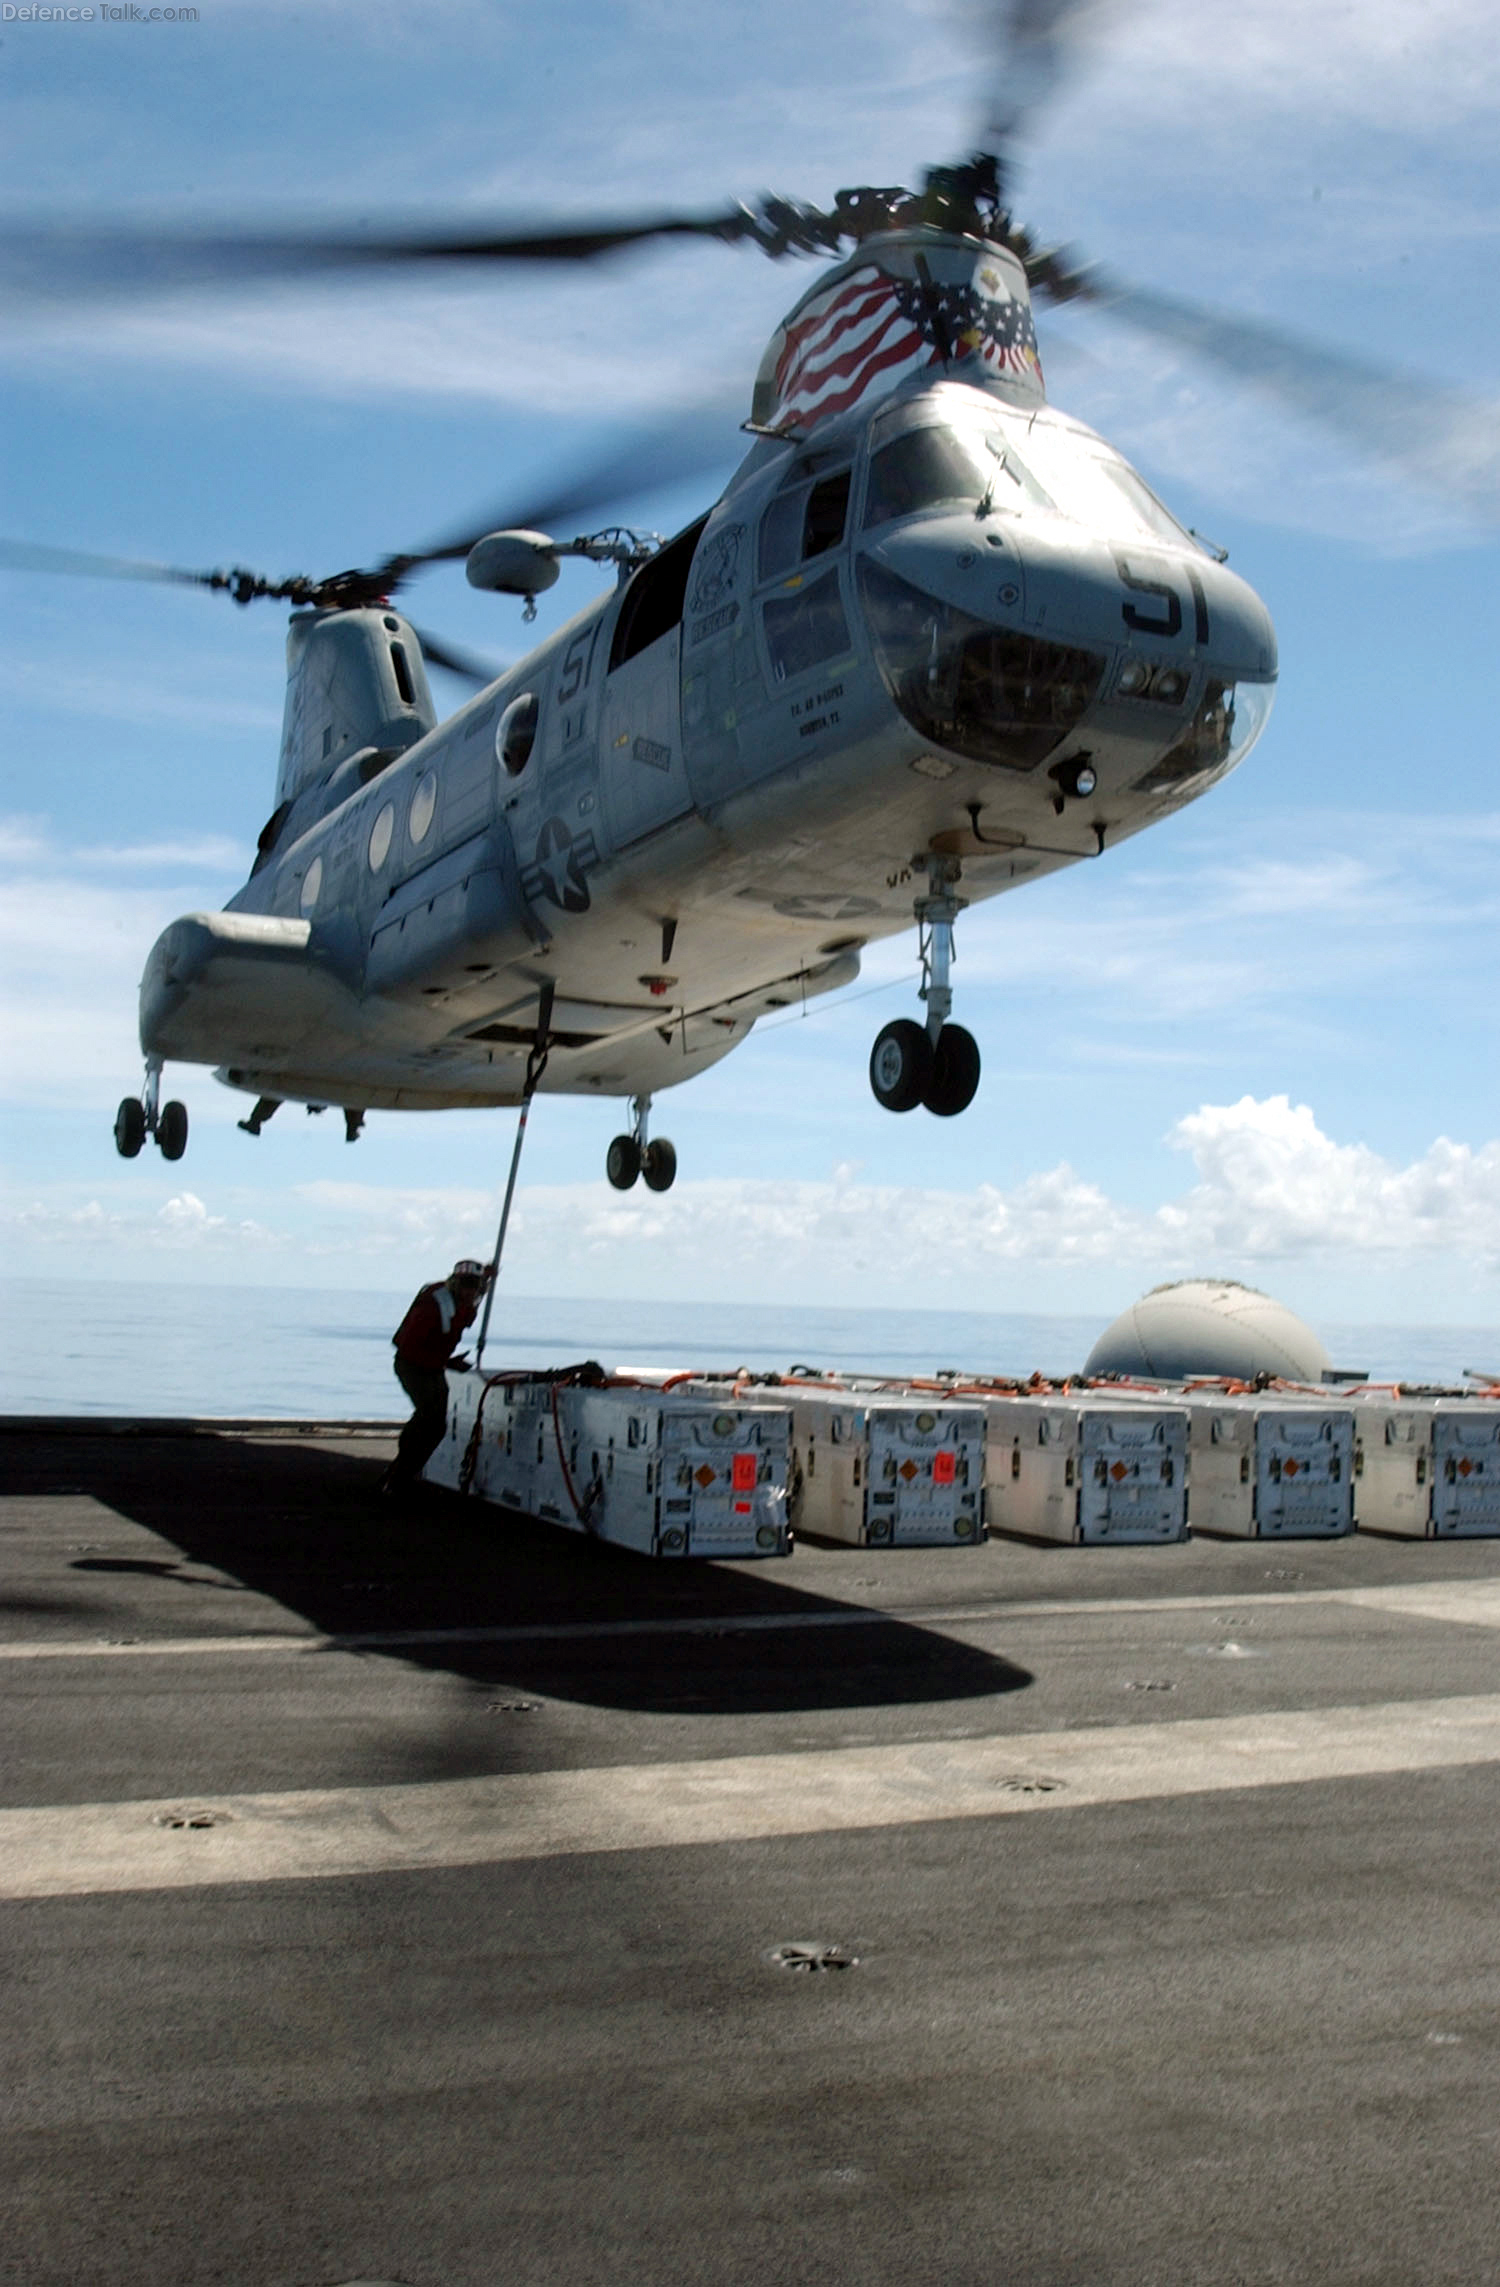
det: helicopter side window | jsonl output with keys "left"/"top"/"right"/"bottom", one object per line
{"left": 762, "top": 566, "right": 851, "bottom": 684}
{"left": 803, "top": 471, "right": 851, "bottom": 559}
{"left": 758, "top": 470, "right": 851, "bottom": 581}
{"left": 758, "top": 489, "right": 805, "bottom": 582}
{"left": 496, "top": 691, "right": 539, "bottom": 776}
{"left": 609, "top": 517, "right": 709, "bottom": 672}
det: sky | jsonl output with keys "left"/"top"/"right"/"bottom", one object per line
{"left": 1, "top": 0, "right": 1498, "bottom": 1338}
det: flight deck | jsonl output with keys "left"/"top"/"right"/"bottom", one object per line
{"left": 6, "top": 1417, "right": 1500, "bottom": 2286}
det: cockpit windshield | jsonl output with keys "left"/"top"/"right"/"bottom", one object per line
{"left": 1012, "top": 424, "right": 1195, "bottom": 547}
{"left": 862, "top": 410, "right": 1196, "bottom": 550}
{"left": 863, "top": 422, "right": 1052, "bottom": 529}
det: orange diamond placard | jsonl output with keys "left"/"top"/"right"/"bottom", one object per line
{"left": 695, "top": 1464, "right": 716, "bottom": 1489}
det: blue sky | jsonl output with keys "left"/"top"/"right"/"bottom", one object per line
{"left": 2, "top": 0, "right": 1498, "bottom": 1335}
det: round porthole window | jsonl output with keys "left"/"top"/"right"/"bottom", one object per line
{"left": 368, "top": 802, "right": 396, "bottom": 871}
{"left": 409, "top": 770, "right": 438, "bottom": 844}
{"left": 496, "top": 691, "right": 539, "bottom": 777}
{"left": 299, "top": 856, "right": 323, "bottom": 913}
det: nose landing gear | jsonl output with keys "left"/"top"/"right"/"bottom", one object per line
{"left": 606, "top": 1094, "right": 677, "bottom": 1192}
{"left": 114, "top": 1060, "right": 190, "bottom": 1161}
{"left": 870, "top": 857, "right": 981, "bottom": 1118}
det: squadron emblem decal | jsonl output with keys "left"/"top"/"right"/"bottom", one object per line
{"left": 688, "top": 524, "right": 744, "bottom": 615}
{"left": 522, "top": 817, "right": 596, "bottom": 914}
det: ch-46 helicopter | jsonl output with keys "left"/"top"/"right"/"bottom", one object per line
{"left": 8, "top": 5, "right": 1480, "bottom": 1191}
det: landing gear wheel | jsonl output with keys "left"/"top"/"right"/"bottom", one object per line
{"left": 114, "top": 1097, "right": 145, "bottom": 1158}
{"left": 641, "top": 1138, "right": 677, "bottom": 1193}
{"left": 923, "top": 1024, "right": 981, "bottom": 1117}
{"left": 869, "top": 1019, "right": 933, "bottom": 1113}
{"left": 606, "top": 1134, "right": 641, "bottom": 1190}
{"left": 157, "top": 1100, "right": 189, "bottom": 1161}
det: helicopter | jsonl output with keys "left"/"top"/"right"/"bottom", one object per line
{"left": 7, "top": 5, "right": 1477, "bottom": 1198}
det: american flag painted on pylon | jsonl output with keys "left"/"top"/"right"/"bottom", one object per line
{"left": 767, "top": 257, "right": 1044, "bottom": 433}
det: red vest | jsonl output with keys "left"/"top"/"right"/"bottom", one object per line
{"left": 393, "top": 1281, "right": 478, "bottom": 1370}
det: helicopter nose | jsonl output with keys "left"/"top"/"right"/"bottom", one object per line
{"left": 863, "top": 511, "right": 1277, "bottom": 683}
{"left": 860, "top": 515, "right": 1030, "bottom": 624}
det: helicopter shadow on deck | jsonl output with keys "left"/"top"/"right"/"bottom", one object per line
{"left": 25, "top": 1427, "right": 1032, "bottom": 1718}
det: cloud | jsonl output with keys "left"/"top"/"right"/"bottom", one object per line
{"left": 0, "top": 831, "right": 245, "bottom": 1105}
{"left": 4, "top": 0, "right": 1496, "bottom": 551}
{"left": 6, "top": 655, "right": 282, "bottom": 738}
{"left": 9, "top": 1098, "right": 1499, "bottom": 1298}
{"left": 1163, "top": 1096, "right": 1500, "bottom": 1262}
{"left": 15, "top": 1188, "right": 280, "bottom": 1253}
{"left": 74, "top": 836, "right": 250, "bottom": 871}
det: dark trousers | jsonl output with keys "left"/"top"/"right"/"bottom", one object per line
{"left": 393, "top": 1358, "right": 450, "bottom": 1482}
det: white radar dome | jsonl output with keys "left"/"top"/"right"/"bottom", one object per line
{"left": 1085, "top": 1280, "right": 1332, "bottom": 1383}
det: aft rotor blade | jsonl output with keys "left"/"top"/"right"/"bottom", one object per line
{"left": 409, "top": 626, "right": 508, "bottom": 687}
{"left": 0, "top": 537, "right": 224, "bottom": 589}
{"left": 0, "top": 535, "right": 318, "bottom": 603}
{"left": 1087, "top": 274, "right": 1500, "bottom": 525}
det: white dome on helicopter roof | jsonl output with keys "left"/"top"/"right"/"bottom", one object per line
{"left": 1085, "top": 1280, "right": 1332, "bottom": 1384}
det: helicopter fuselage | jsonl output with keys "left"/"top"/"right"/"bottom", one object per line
{"left": 139, "top": 282, "right": 1276, "bottom": 1134}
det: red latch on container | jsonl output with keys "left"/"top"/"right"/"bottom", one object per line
{"left": 933, "top": 1449, "right": 956, "bottom": 1485}
{"left": 732, "top": 1452, "right": 757, "bottom": 1491}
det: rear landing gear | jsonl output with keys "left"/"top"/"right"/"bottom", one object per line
{"left": 606, "top": 1095, "right": 677, "bottom": 1192}
{"left": 869, "top": 857, "right": 982, "bottom": 1119}
{"left": 114, "top": 1060, "right": 190, "bottom": 1161}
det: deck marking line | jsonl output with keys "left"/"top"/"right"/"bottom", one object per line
{"left": 3, "top": 1577, "right": 1500, "bottom": 1663}
{"left": 1333, "top": 1582, "right": 1500, "bottom": 1631}
{"left": 4, "top": 1691, "right": 1500, "bottom": 1901}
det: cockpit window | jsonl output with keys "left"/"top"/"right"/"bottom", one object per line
{"left": 858, "top": 559, "right": 1104, "bottom": 772}
{"left": 863, "top": 424, "right": 1050, "bottom": 528}
{"left": 1133, "top": 677, "right": 1275, "bottom": 795}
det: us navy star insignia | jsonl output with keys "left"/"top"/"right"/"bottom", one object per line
{"left": 523, "top": 817, "right": 595, "bottom": 914}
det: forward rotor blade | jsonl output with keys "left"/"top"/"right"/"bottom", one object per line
{"left": 975, "top": 0, "right": 1106, "bottom": 183}
{"left": 1, "top": 209, "right": 755, "bottom": 302}
{"left": 1087, "top": 274, "right": 1500, "bottom": 525}
{"left": 383, "top": 394, "right": 750, "bottom": 577}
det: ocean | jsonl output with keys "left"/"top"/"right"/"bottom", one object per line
{"left": 2, "top": 1278, "right": 1496, "bottom": 1419}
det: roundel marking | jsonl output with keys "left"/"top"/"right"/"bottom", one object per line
{"left": 533, "top": 817, "right": 592, "bottom": 913}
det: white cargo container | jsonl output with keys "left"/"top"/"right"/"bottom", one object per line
{"left": 424, "top": 1369, "right": 794, "bottom": 1557}
{"left": 981, "top": 1395, "right": 1188, "bottom": 1544}
{"left": 1175, "top": 1394, "right": 1354, "bottom": 1537}
{"left": 779, "top": 1385, "right": 986, "bottom": 1546}
{"left": 1351, "top": 1396, "right": 1500, "bottom": 1536}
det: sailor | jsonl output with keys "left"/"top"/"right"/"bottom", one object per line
{"left": 381, "top": 1258, "right": 494, "bottom": 1495}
